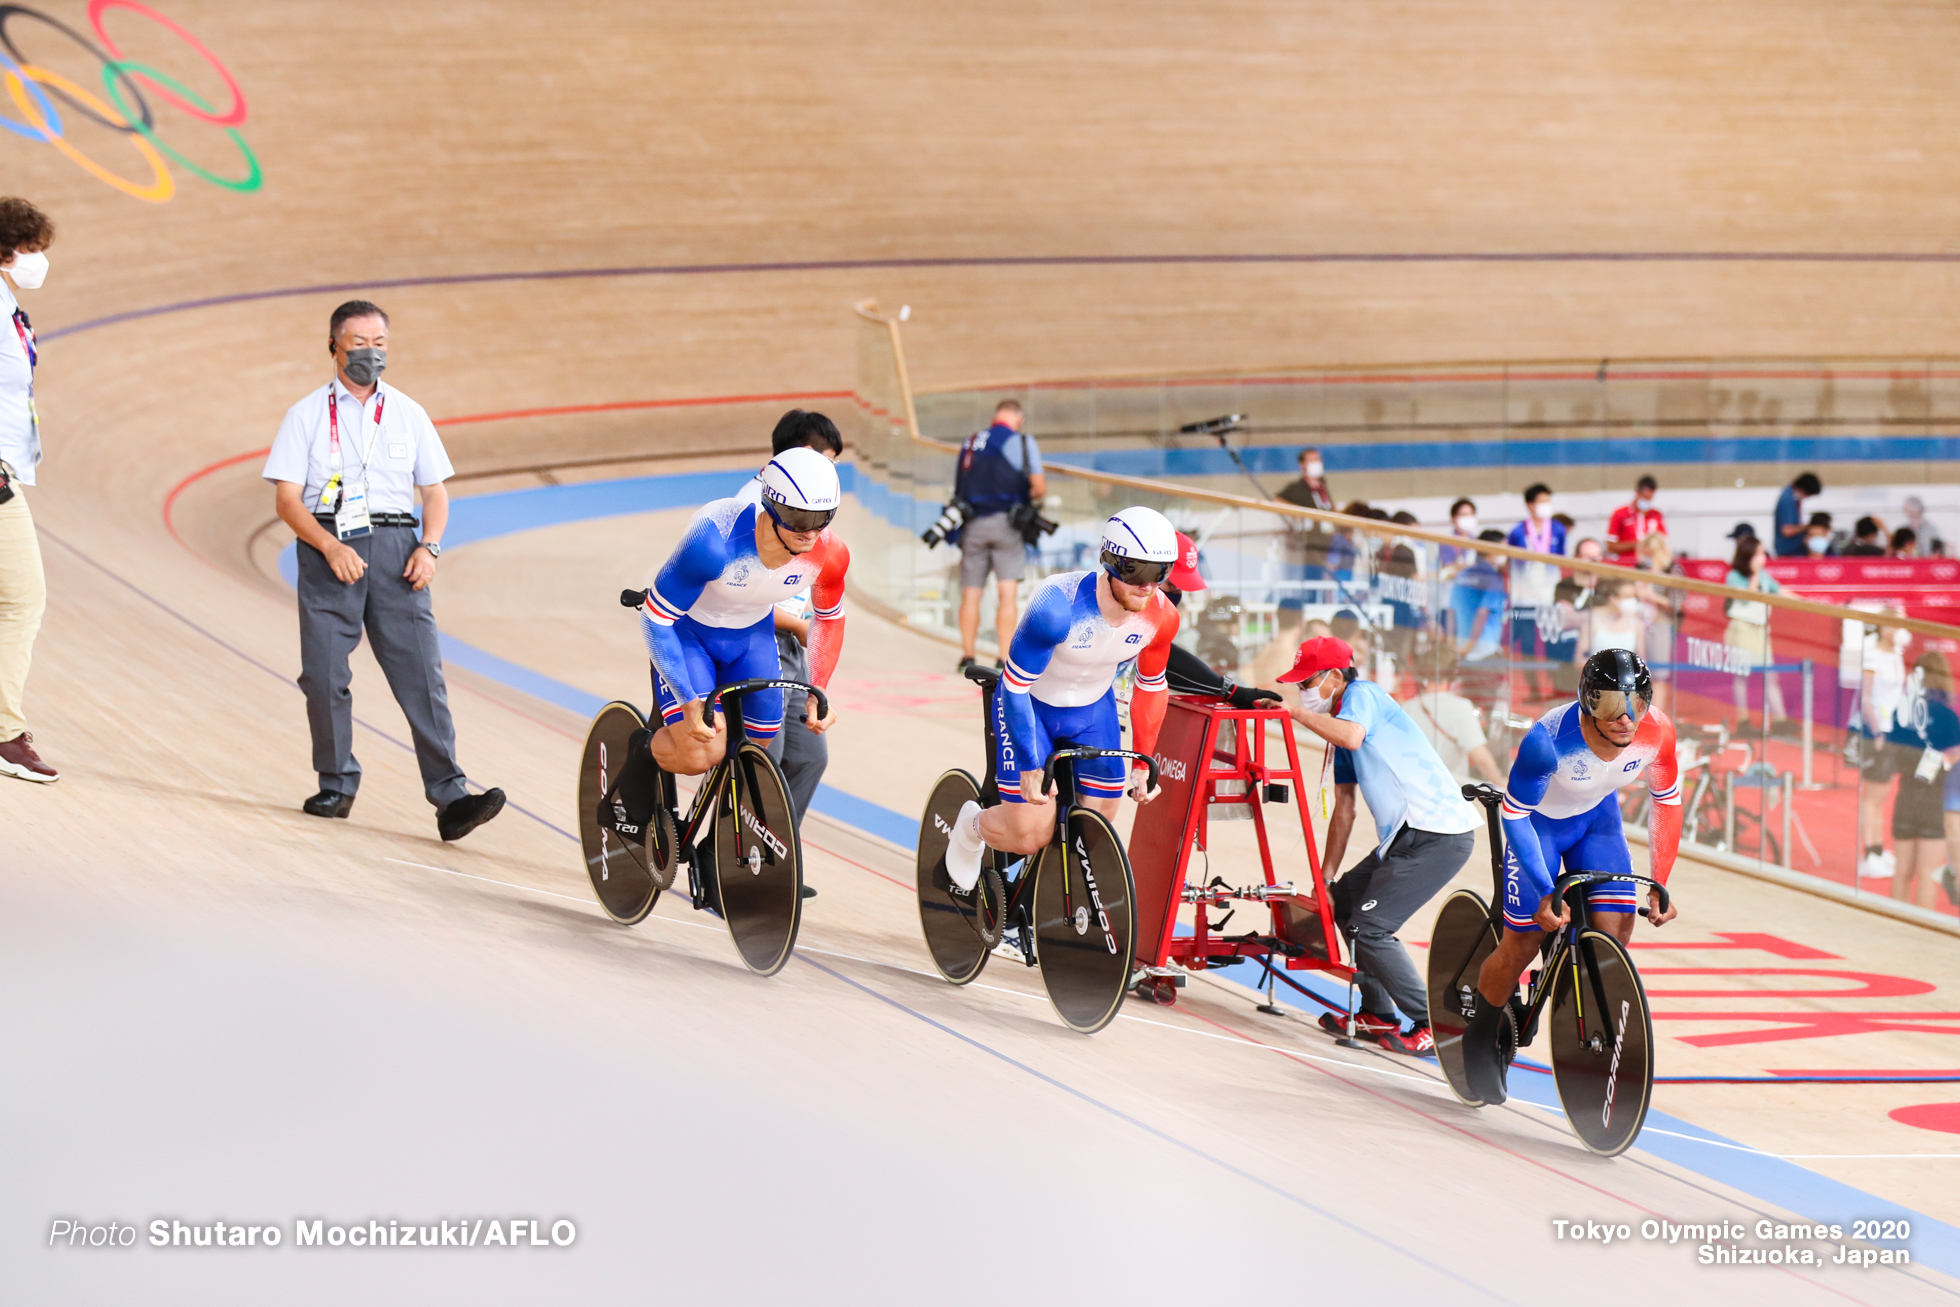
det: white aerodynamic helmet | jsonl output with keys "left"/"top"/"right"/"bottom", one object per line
{"left": 1099, "top": 506, "right": 1178, "bottom": 584}
{"left": 759, "top": 446, "right": 842, "bottom": 533}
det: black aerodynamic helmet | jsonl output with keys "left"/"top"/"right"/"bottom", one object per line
{"left": 1579, "top": 648, "right": 1653, "bottom": 725}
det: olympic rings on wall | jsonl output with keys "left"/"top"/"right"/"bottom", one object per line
{"left": 0, "top": 0, "right": 255, "bottom": 202}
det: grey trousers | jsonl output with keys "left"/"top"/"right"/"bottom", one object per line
{"left": 296, "top": 525, "right": 468, "bottom": 810}
{"left": 765, "top": 630, "right": 827, "bottom": 830}
{"left": 1332, "top": 826, "right": 1475, "bottom": 1024}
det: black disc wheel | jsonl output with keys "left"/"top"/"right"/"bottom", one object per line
{"left": 1032, "top": 808, "right": 1137, "bottom": 1034}
{"left": 1550, "top": 929, "right": 1654, "bottom": 1157}
{"left": 579, "top": 701, "right": 663, "bottom": 925}
{"left": 917, "top": 769, "right": 1008, "bottom": 984}
{"left": 1427, "top": 889, "right": 1502, "bottom": 1107}
{"left": 712, "top": 741, "right": 804, "bottom": 976}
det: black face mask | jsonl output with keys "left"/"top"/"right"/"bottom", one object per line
{"left": 342, "top": 347, "right": 387, "bottom": 387}
{"left": 1163, "top": 583, "right": 1184, "bottom": 608}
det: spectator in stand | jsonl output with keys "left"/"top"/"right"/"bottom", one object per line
{"left": 1544, "top": 578, "right": 1584, "bottom": 693}
{"left": 1606, "top": 476, "right": 1665, "bottom": 562}
{"left": 1276, "top": 447, "right": 1334, "bottom": 582}
{"left": 1890, "top": 526, "right": 1919, "bottom": 559}
{"left": 1804, "top": 512, "right": 1835, "bottom": 557}
{"left": 1584, "top": 575, "right": 1641, "bottom": 657}
{"left": 1329, "top": 608, "right": 1375, "bottom": 682}
{"left": 1886, "top": 650, "right": 1960, "bottom": 911}
{"left": 1507, "top": 484, "right": 1566, "bottom": 697}
{"left": 1903, "top": 496, "right": 1944, "bottom": 556}
{"left": 1326, "top": 499, "right": 1370, "bottom": 582}
{"left": 1400, "top": 642, "right": 1506, "bottom": 786}
{"left": 1635, "top": 531, "right": 1681, "bottom": 711}
{"left": 1724, "top": 535, "right": 1787, "bottom": 733}
{"left": 1276, "top": 447, "right": 1334, "bottom": 511}
{"left": 1842, "top": 517, "right": 1886, "bottom": 557}
{"left": 1854, "top": 616, "right": 1910, "bottom": 882}
{"left": 1569, "top": 536, "right": 1605, "bottom": 610}
{"left": 1439, "top": 498, "right": 1479, "bottom": 578}
{"left": 1250, "top": 597, "right": 1306, "bottom": 706}
{"left": 1378, "top": 510, "right": 1423, "bottom": 661}
{"left": 1773, "top": 472, "right": 1822, "bottom": 558}
{"left": 1452, "top": 529, "right": 1509, "bottom": 660}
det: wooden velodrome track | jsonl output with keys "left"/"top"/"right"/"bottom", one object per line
{"left": 7, "top": 1, "right": 1960, "bottom": 1301}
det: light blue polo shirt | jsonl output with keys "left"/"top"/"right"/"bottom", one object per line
{"left": 1335, "top": 679, "right": 1480, "bottom": 855}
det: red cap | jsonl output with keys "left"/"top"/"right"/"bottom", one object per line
{"left": 1276, "top": 636, "right": 1354, "bottom": 684}
{"left": 1169, "top": 532, "right": 1207, "bottom": 592}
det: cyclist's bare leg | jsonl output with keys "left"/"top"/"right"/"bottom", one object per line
{"left": 1476, "top": 926, "right": 1543, "bottom": 1007}
{"left": 976, "top": 794, "right": 1058, "bottom": 856}
{"left": 651, "top": 703, "right": 727, "bottom": 777}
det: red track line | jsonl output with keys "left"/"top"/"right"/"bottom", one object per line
{"left": 1173, "top": 1003, "right": 1875, "bottom": 1305}
{"left": 434, "top": 390, "right": 853, "bottom": 427}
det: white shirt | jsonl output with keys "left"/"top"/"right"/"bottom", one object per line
{"left": 1401, "top": 689, "right": 1487, "bottom": 783}
{"left": 262, "top": 378, "right": 453, "bottom": 514}
{"left": 0, "top": 277, "right": 38, "bottom": 484}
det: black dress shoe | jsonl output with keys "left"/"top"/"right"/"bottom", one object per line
{"left": 303, "top": 790, "right": 354, "bottom": 819}
{"left": 438, "top": 788, "right": 506, "bottom": 842}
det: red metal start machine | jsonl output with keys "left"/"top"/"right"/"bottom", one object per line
{"left": 1128, "top": 695, "right": 1356, "bottom": 1006}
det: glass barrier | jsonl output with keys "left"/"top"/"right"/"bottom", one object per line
{"left": 848, "top": 305, "right": 1960, "bottom": 924}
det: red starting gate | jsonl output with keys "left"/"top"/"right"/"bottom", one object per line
{"left": 1129, "top": 695, "right": 1355, "bottom": 1005}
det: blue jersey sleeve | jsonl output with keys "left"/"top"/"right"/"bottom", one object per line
{"left": 1499, "top": 722, "right": 1558, "bottom": 923}
{"left": 998, "top": 582, "right": 1075, "bottom": 774}
{"left": 639, "top": 515, "right": 732, "bottom": 707}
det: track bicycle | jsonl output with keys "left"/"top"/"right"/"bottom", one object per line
{"left": 577, "top": 590, "right": 823, "bottom": 978}
{"left": 1427, "top": 783, "right": 1667, "bottom": 1157}
{"left": 915, "top": 665, "right": 1159, "bottom": 1034}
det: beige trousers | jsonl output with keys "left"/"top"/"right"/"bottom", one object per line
{"left": 0, "top": 485, "right": 47, "bottom": 743}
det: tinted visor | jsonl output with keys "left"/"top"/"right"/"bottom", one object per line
{"left": 765, "top": 500, "right": 837, "bottom": 533}
{"left": 1585, "top": 687, "right": 1651, "bottom": 725}
{"left": 1100, "top": 549, "right": 1171, "bottom": 586}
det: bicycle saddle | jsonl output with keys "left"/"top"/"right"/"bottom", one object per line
{"left": 963, "top": 664, "right": 1001, "bottom": 690}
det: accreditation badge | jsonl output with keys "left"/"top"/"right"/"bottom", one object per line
{"left": 334, "top": 480, "right": 373, "bottom": 540}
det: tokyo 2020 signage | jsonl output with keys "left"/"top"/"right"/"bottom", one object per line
{"left": 0, "top": 0, "right": 255, "bottom": 202}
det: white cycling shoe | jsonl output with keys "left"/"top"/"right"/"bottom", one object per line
{"left": 944, "top": 799, "right": 985, "bottom": 893}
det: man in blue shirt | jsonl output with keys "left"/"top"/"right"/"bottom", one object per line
{"left": 1283, "top": 637, "right": 1480, "bottom": 1055}
{"left": 953, "top": 399, "right": 1046, "bottom": 670}
{"left": 1773, "top": 472, "right": 1821, "bottom": 558}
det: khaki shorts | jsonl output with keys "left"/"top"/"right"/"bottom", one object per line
{"left": 959, "top": 512, "right": 1027, "bottom": 587}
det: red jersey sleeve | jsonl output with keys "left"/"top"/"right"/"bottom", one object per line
{"left": 1644, "top": 708, "right": 1682, "bottom": 885}
{"left": 1127, "top": 598, "right": 1180, "bottom": 765}
{"left": 806, "top": 533, "right": 848, "bottom": 689}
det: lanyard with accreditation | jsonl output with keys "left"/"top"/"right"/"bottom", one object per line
{"left": 319, "top": 386, "right": 386, "bottom": 540}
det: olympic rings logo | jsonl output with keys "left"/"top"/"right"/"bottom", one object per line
{"left": 0, "top": 0, "right": 256, "bottom": 203}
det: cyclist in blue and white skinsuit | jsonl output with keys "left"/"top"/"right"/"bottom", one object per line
{"left": 637, "top": 446, "right": 848, "bottom": 778}
{"left": 942, "top": 507, "right": 1179, "bottom": 892}
{"left": 1459, "top": 649, "right": 1683, "bottom": 1105}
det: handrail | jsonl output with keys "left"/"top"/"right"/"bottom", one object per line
{"left": 856, "top": 305, "right": 1960, "bottom": 641}
{"left": 912, "top": 354, "right": 1960, "bottom": 399}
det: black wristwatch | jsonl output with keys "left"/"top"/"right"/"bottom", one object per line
{"left": 416, "top": 540, "right": 442, "bottom": 558}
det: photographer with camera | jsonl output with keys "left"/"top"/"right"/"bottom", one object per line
{"left": 942, "top": 399, "right": 1047, "bottom": 672}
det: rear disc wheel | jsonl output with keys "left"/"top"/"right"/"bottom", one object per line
{"left": 1032, "top": 809, "right": 1137, "bottom": 1034}
{"left": 1427, "top": 889, "right": 1500, "bottom": 1107}
{"left": 1550, "top": 929, "right": 1654, "bottom": 1156}
{"left": 713, "top": 742, "right": 803, "bottom": 976}
{"left": 579, "top": 701, "right": 662, "bottom": 925}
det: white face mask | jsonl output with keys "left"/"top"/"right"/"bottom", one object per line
{"left": 1305, "top": 460, "right": 1324, "bottom": 479}
{"left": 1455, "top": 514, "right": 1478, "bottom": 534}
{"left": 6, "top": 249, "right": 47, "bottom": 290}
{"left": 1300, "top": 676, "right": 1337, "bottom": 715}
{"left": 1615, "top": 596, "right": 1639, "bottom": 617}
{"left": 1635, "top": 495, "right": 1653, "bottom": 511}
{"left": 1807, "top": 535, "right": 1829, "bottom": 555}
{"left": 1897, "top": 630, "right": 1913, "bottom": 651}
{"left": 1530, "top": 500, "right": 1553, "bottom": 522}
